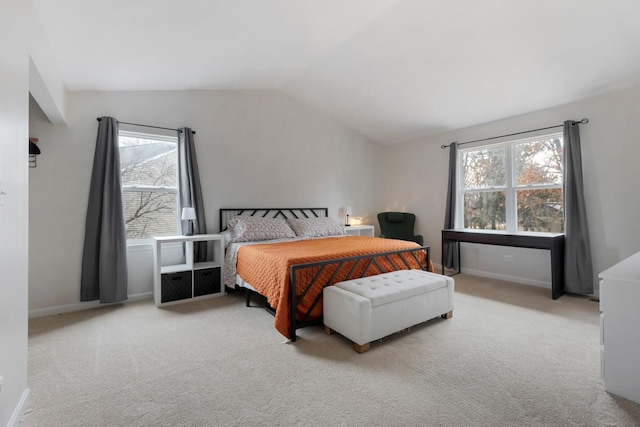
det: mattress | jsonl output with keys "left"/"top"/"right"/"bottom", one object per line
{"left": 234, "top": 235, "right": 425, "bottom": 338}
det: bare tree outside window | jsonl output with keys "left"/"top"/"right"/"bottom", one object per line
{"left": 515, "top": 137, "right": 563, "bottom": 232}
{"left": 119, "top": 134, "right": 178, "bottom": 240}
{"left": 459, "top": 134, "right": 564, "bottom": 233}
{"left": 461, "top": 146, "right": 507, "bottom": 230}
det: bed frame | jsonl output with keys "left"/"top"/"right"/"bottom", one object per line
{"left": 219, "top": 207, "right": 328, "bottom": 232}
{"left": 220, "top": 208, "right": 430, "bottom": 341}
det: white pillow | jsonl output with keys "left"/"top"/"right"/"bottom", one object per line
{"left": 287, "top": 217, "right": 345, "bottom": 238}
{"left": 227, "top": 216, "right": 296, "bottom": 243}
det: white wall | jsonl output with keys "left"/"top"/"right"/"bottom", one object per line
{"left": 30, "top": 84, "right": 640, "bottom": 316}
{"left": 1, "top": 0, "right": 65, "bottom": 424}
{"left": 0, "top": 12, "right": 30, "bottom": 422}
{"left": 28, "top": 90, "right": 382, "bottom": 314}
{"left": 379, "top": 84, "right": 640, "bottom": 291}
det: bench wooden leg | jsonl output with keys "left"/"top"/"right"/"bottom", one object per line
{"left": 441, "top": 311, "right": 453, "bottom": 319}
{"left": 354, "top": 342, "right": 370, "bottom": 353}
{"left": 324, "top": 326, "right": 334, "bottom": 335}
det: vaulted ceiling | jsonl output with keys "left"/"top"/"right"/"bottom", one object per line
{"left": 32, "top": 0, "right": 640, "bottom": 144}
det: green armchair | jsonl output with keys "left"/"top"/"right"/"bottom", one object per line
{"left": 377, "top": 212, "right": 424, "bottom": 245}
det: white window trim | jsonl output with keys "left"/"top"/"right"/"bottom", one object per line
{"left": 119, "top": 130, "right": 178, "bottom": 143}
{"left": 455, "top": 132, "right": 563, "bottom": 234}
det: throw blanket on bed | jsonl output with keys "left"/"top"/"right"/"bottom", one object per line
{"left": 236, "top": 236, "right": 427, "bottom": 339}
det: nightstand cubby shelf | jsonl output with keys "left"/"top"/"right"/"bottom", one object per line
{"left": 153, "top": 234, "right": 225, "bottom": 307}
{"left": 344, "top": 225, "right": 374, "bottom": 236}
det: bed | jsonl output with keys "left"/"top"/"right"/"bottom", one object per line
{"left": 220, "top": 208, "right": 431, "bottom": 341}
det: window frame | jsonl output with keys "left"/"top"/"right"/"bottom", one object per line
{"left": 455, "top": 131, "right": 564, "bottom": 234}
{"left": 119, "top": 130, "right": 180, "bottom": 243}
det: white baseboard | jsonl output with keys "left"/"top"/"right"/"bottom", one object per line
{"left": 8, "top": 387, "right": 30, "bottom": 427}
{"left": 28, "top": 292, "right": 153, "bottom": 319}
{"left": 434, "top": 262, "right": 552, "bottom": 289}
{"left": 459, "top": 267, "right": 552, "bottom": 289}
{"left": 435, "top": 264, "right": 600, "bottom": 298}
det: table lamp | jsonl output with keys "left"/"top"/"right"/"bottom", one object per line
{"left": 344, "top": 206, "right": 352, "bottom": 226}
{"left": 181, "top": 207, "right": 196, "bottom": 236}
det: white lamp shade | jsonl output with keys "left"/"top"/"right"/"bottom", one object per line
{"left": 344, "top": 206, "right": 353, "bottom": 216}
{"left": 181, "top": 207, "right": 196, "bottom": 220}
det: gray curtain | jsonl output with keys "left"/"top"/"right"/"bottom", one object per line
{"left": 178, "top": 127, "right": 207, "bottom": 262}
{"left": 443, "top": 142, "right": 459, "bottom": 269}
{"left": 563, "top": 121, "right": 593, "bottom": 294}
{"left": 81, "top": 116, "right": 128, "bottom": 303}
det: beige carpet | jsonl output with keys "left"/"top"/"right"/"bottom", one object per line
{"left": 21, "top": 275, "right": 640, "bottom": 426}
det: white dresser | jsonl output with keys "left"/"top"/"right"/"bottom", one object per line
{"left": 599, "top": 251, "right": 640, "bottom": 404}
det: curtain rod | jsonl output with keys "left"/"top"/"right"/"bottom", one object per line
{"left": 96, "top": 117, "right": 196, "bottom": 134}
{"left": 440, "top": 118, "right": 588, "bottom": 149}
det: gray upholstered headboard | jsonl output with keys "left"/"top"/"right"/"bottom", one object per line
{"left": 219, "top": 208, "right": 328, "bottom": 232}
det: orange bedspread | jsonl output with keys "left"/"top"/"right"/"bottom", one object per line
{"left": 236, "top": 236, "right": 428, "bottom": 339}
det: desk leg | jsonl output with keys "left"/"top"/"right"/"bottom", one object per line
{"left": 441, "top": 239, "right": 461, "bottom": 277}
{"left": 551, "top": 238, "right": 565, "bottom": 299}
{"left": 441, "top": 236, "right": 445, "bottom": 275}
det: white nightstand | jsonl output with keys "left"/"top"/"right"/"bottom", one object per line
{"left": 344, "top": 225, "right": 375, "bottom": 237}
{"left": 153, "top": 234, "right": 225, "bottom": 307}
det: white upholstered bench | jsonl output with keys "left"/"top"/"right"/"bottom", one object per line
{"left": 323, "top": 269, "right": 454, "bottom": 353}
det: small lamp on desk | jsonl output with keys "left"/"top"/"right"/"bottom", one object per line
{"left": 344, "top": 206, "right": 352, "bottom": 226}
{"left": 181, "top": 207, "right": 196, "bottom": 236}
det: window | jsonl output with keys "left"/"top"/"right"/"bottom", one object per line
{"left": 119, "top": 131, "right": 179, "bottom": 240}
{"left": 457, "top": 133, "right": 563, "bottom": 233}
